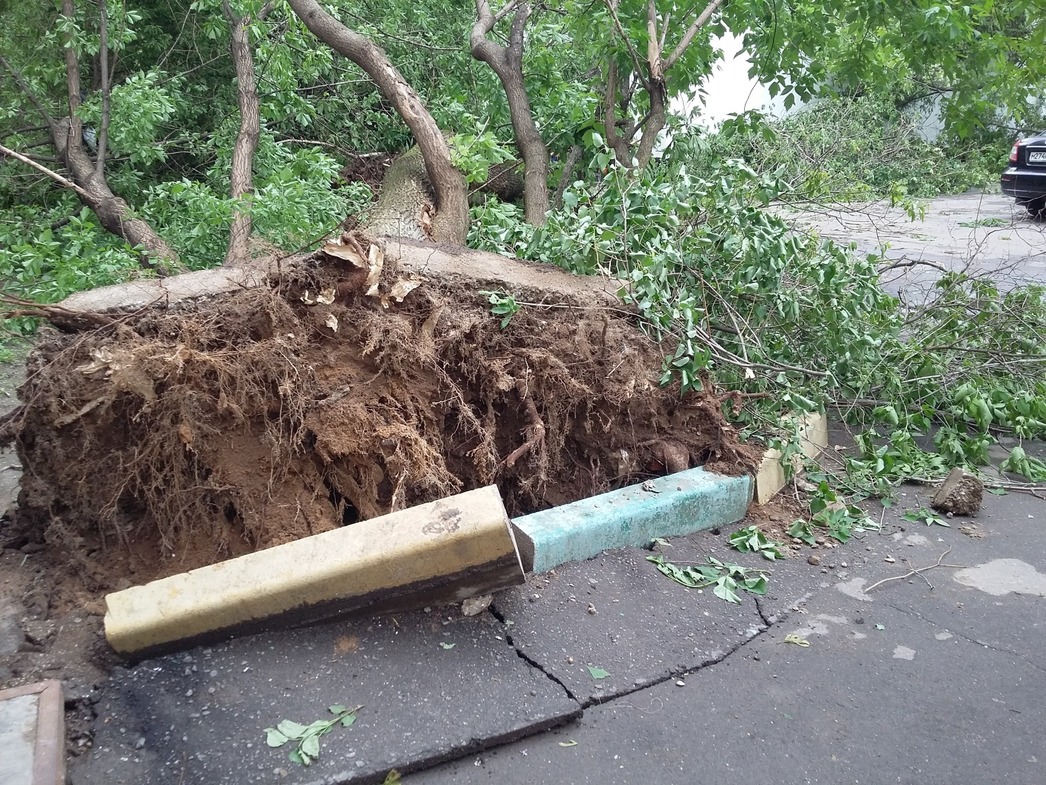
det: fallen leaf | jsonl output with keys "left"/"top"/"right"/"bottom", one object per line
{"left": 783, "top": 633, "right": 810, "bottom": 647}
{"left": 440, "top": 642, "right": 456, "bottom": 650}
{"left": 316, "top": 287, "right": 336, "bottom": 305}
{"left": 587, "top": 665, "right": 610, "bottom": 680}
{"left": 559, "top": 740, "right": 578, "bottom": 747}
{"left": 325, "top": 313, "right": 339, "bottom": 332}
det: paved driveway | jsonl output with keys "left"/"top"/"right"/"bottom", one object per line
{"left": 780, "top": 192, "right": 1046, "bottom": 301}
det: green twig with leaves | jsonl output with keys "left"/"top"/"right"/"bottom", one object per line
{"left": 265, "top": 704, "right": 362, "bottom": 766}
{"left": 647, "top": 554, "right": 769, "bottom": 603}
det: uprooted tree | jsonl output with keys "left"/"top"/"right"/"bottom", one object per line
{"left": 1, "top": 1, "right": 1045, "bottom": 591}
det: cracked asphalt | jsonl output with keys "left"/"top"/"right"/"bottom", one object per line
{"left": 71, "top": 481, "right": 1046, "bottom": 785}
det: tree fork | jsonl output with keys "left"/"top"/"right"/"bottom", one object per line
{"left": 287, "top": 0, "right": 469, "bottom": 244}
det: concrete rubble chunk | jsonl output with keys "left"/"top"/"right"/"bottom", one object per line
{"left": 931, "top": 467, "right": 983, "bottom": 516}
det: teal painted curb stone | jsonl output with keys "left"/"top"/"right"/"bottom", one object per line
{"left": 512, "top": 468, "right": 752, "bottom": 574}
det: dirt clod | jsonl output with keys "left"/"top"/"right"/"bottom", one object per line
{"left": 931, "top": 468, "right": 983, "bottom": 516}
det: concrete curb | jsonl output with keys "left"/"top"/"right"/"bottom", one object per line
{"left": 513, "top": 467, "right": 753, "bottom": 574}
{"left": 0, "top": 680, "right": 64, "bottom": 785}
{"left": 104, "top": 486, "right": 524, "bottom": 656}
{"left": 753, "top": 413, "right": 828, "bottom": 504}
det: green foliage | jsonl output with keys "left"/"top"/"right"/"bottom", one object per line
{"left": 788, "top": 482, "right": 878, "bottom": 545}
{"left": 0, "top": 205, "right": 144, "bottom": 306}
{"left": 903, "top": 507, "right": 949, "bottom": 527}
{"left": 728, "top": 526, "right": 784, "bottom": 560}
{"left": 448, "top": 131, "right": 514, "bottom": 186}
{"left": 647, "top": 554, "right": 769, "bottom": 603}
{"left": 477, "top": 290, "right": 520, "bottom": 329}
{"left": 264, "top": 704, "right": 361, "bottom": 767}
{"left": 689, "top": 99, "right": 1003, "bottom": 202}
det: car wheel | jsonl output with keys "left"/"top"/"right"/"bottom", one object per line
{"left": 1027, "top": 199, "right": 1046, "bottom": 219}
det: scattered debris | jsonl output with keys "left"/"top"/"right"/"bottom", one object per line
{"left": 783, "top": 634, "right": 810, "bottom": 647}
{"left": 863, "top": 548, "right": 967, "bottom": 593}
{"left": 931, "top": 468, "right": 983, "bottom": 515}
{"left": 462, "top": 594, "right": 493, "bottom": 617}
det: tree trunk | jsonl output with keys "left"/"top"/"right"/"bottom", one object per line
{"left": 287, "top": 0, "right": 469, "bottom": 244}
{"left": 471, "top": 0, "right": 550, "bottom": 225}
{"left": 51, "top": 0, "right": 178, "bottom": 268}
{"left": 51, "top": 119, "right": 180, "bottom": 268}
{"left": 222, "top": 1, "right": 261, "bottom": 267}
{"left": 634, "top": 78, "right": 666, "bottom": 169}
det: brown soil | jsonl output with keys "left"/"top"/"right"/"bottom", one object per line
{"left": 0, "top": 245, "right": 760, "bottom": 754}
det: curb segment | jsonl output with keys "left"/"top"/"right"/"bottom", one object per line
{"left": 513, "top": 467, "right": 752, "bottom": 574}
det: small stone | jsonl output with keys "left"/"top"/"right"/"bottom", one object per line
{"left": 807, "top": 554, "right": 821, "bottom": 566}
{"left": 675, "top": 680, "right": 686, "bottom": 687}
{"left": 567, "top": 656, "right": 574, "bottom": 664}
{"left": 529, "top": 594, "right": 540, "bottom": 603}
{"left": 134, "top": 737, "right": 146, "bottom": 750}
{"left": 462, "top": 594, "right": 493, "bottom": 616}
{"left": 587, "top": 603, "right": 597, "bottom": 615}
{"left": 840, "top": 562, "right": 848, "bottom": 568}
{"left": 884, "top": 555, "right": 896, "bottom": 563}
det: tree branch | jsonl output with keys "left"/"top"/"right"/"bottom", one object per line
{"left": 663, "top": 0, "right": 724, "bottom": 73}
{"left": 0, "top": 143, "right": 92, "bottom": 200}
{"left": 0, "top": 55, "right": 56, "bottom": 131}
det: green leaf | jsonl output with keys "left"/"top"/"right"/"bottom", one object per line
{"left": 301, "top": 733, "right": 321, "bottom": 760}
{"left": 341, "top": 713, "right": 357, "bottom": 728}
{"left": 276, "top": 720, "right": 310, "bottom": 739}
{"left": 713, "top": 577, "right": 741, "bottom": 604}
{"left": 587, "top": 666, "right": 610, "bottom": 680}
{"left": 265, "top": 728, "right": 289, "bottom": 747}
{"left": 329, "top": 704, "right": 346, "bottom": 715}
{"left": 440, "top": 642, "right": 457, "bottom": 650}
{"left": 559, "top": 740, "right": 579, "bottom": 747}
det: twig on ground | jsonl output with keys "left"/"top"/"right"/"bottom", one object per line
{"left": 862, "top": 547, "right": 968, "bottom": 593}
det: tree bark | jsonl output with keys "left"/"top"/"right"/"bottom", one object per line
{"left": 287, "top": 0, "right": 469, "bottom": 244}
{"left": 471, "top": 0, "right": 550, "bottom": 225}
{"left": 52, "top": 0, "right": 179, "bottom": 268}
{"left": 601, "top": 0, "right": 723, "bottom": 170}
{"left": 222, "top": 1, "right": 261, "bottom": 267}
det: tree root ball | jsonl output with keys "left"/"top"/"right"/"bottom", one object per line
{"left": 0, "top": 251, "right": 759, "bottom": 599}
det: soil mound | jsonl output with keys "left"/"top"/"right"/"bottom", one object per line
{"left": 0, "top": 240, "right": 758, "bottom": 601}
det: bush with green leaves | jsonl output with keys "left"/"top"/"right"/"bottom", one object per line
{"left": 685, "top": 97, "right": 1005, "bottom": 202}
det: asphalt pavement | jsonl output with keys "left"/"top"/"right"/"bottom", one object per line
{"left": 71, "top": 482, "right": 1046, "bottom": 785}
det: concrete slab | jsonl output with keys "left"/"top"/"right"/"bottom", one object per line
{"left": 0, "top": 680, "right": 64, "bottom": 785}
{"left": 416, "top": 544, "right": 1046, "bottom": 785}
{"left": 490, "top": 533, "right": 766, "bottom": 706}
{"left": 513, "top": 467, "right": 751, "bottom": 574}
{"left": 71, "top": 608, "right": 579, "bottom": 785}
{"left": 105, "top": 486, "right": 525, "bottom": 656}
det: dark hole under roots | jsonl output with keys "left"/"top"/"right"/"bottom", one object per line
{"left": 323, "top": 476, "right": 360, "bottom": 526}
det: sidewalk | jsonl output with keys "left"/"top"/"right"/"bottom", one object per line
{"left": 70, "top": 484, "right": 1046, "bottom": 784}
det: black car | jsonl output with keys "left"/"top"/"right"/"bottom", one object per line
{"left": 1001, "top": 132, "right": 1046, "bottom": 216}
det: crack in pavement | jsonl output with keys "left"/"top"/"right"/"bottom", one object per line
{"left": 487, "top": 603, "right": 581, "bottom": 705}
{"left": 490, "top": 597, "right": 774, "bottom": 711}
